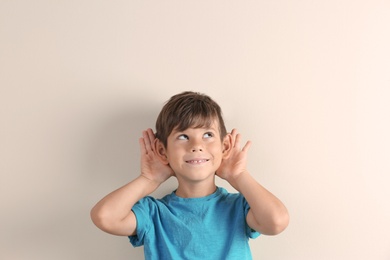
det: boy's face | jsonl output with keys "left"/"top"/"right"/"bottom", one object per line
{"left": 160, "top": 119, "right": 229, "bottom": 183}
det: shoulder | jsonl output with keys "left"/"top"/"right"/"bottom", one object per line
{"left": 217, "top": 187, "right": 245, "bottom": 201}
{"left": 132, "top": 192, "right": 174, "bottom": 212}
{"left": 215, "top": 187, "right": 251, "bottom": 213}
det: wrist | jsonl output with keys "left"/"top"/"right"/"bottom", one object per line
{"left": 227, "top": 170, "right": 251, "bottom": 191}
{"left": 138, "top": 175, "right": 162, "bottom": 195}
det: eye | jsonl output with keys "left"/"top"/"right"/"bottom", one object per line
{"left": 203, "top": 132, "right": 213, "bottom": 138}
{"left": 178, "top": 134, "right": 189, "bottom": 140}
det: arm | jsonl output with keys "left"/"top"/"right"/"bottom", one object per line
{"left": 216, "top": 129, "right": 289, "bottom": 235}
{"left": 90, "top": 129, "right": 174, "bottom": 236}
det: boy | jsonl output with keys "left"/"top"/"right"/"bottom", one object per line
{"left": 91, "top": 91, "right": 289, "bottom": 259}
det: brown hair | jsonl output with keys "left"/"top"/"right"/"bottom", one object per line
{"left": 155, "top": 91, "right": 227, "bottom": 147}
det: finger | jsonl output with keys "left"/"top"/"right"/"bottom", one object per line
{"left": 139, "top": 137, "right": 147, "bottom": 155}
{"left": 147, "top": 128, "right": 157, "bottom": 151}
{"left": 142, "top": 130, "right": 153, "bottom": 152}
{"left": 152, "top": 138, "right": 160, "bottom": 156}
{"left": 234, "top": 133, "right": 242, "bottom": 148}
{"left": 242, "top": 140, "right": 251, "bottom": 152}
{"left": 146, "top": 128, "right": 156, "bottom": 143}
{"left": 230, "top": 129, "right": 238, "bottom": 147}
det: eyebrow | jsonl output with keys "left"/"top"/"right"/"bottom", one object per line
{"left": 172, "top": 125, "right": 218, "bottom": 134}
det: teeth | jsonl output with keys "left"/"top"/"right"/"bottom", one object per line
{"left": 187, "top": 159, "right": 207, "bottom": 163}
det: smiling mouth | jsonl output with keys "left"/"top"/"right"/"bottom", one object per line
{"left": 186, "top": 159, "right": 209, "bottom": 164}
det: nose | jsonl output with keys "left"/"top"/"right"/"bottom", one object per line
{"left": 191, "top": 147, "right": 203, "bottom": 152}
{"left": 190, "top": 139, "right": 203, "bottom": 152}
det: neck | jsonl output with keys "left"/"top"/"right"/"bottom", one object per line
{"left": 175, "top": 181, "right": 217, "bottom": 198}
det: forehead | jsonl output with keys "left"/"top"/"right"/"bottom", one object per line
{"left": 171, "top": 119, "right": 220, "bottom": 134}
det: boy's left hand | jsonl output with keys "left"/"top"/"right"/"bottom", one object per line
{"left": 216, "top": 129, "right": 251, "bottom": 183}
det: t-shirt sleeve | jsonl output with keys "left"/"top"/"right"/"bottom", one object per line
{"left": 243, "top": 196, "right": 261, "bottom": 239}
{"left": 128, "top": 196, "right": 154, "bottom": 247}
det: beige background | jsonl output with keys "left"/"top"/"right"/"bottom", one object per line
{"left": 1, "top": 1, "right": 390, "bottom": 259}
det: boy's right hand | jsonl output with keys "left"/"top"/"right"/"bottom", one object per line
{"left": 91, "top": 129, "right": 174, "bottom": 237}
{"left": 139, "top": 128, "right": 175, "bottom": 186}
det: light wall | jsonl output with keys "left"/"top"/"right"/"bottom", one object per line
{"left": 1, "top": 1, "right": 389, "bottom": 259}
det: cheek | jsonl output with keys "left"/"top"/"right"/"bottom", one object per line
{"left": 209, "top": 145, "right": 224, "bottom": 158}
{"left": 165, "top": 147, "right": 184, "bottom": 162}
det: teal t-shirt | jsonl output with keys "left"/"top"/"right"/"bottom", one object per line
{"left": 129, "top": 187, "right": 260, "bottom": 260}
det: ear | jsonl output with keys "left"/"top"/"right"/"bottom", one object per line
{"left": 222, "top": 134, "right": 233, "bottom": 159}
{"left": 153, "top": 138, "right": 170, "bottom": 165}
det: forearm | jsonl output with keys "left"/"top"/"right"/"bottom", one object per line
{"left": 228, "top": 171, "right": 289, "bottom": 235}
{"left": 90, "top": 175, "right": 160, "bottom": 234}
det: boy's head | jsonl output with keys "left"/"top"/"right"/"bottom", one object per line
{"left": 155, "top": 91, "right": 227, "bottom": 147}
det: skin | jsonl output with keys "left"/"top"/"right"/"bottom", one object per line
{"left": 90, "top": 121, "right": 289, "bottom": 237}
{"left": 156, "top": 121, "right": 229, "bottom": 198}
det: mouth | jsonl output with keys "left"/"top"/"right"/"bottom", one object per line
{"left": 185, "top": 159, "right": 209, "bottom": 164}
